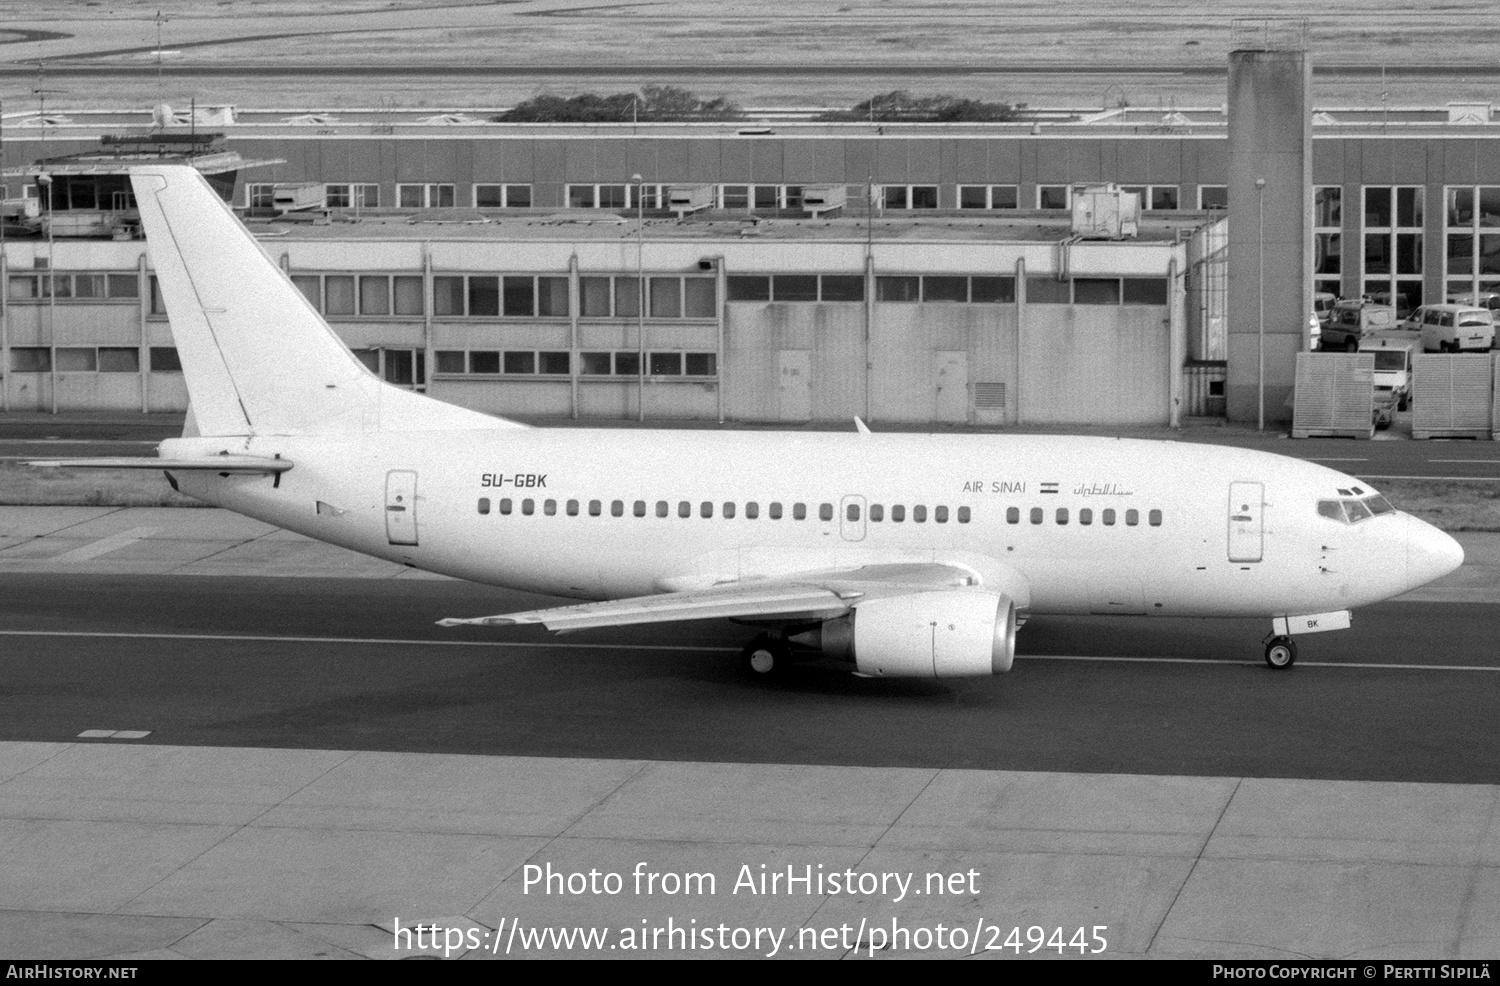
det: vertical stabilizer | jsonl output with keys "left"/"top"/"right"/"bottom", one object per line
{"left": 130, "top": 166, "right": 517, "bottom": 436}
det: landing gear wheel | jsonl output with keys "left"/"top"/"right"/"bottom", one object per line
{"left": 1264, "top": 636, "right": 1297, "bottom": 670}
{"left": 741, "top": 634, "right": 787, "bottom": 677}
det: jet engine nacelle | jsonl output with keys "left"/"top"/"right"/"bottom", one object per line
{"left": 812, "top": 589, "right": 1017, "bottom": 678}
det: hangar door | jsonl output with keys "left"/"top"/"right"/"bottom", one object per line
{"left": 1227, "top": 481, "right": 1263, "bottom": 563}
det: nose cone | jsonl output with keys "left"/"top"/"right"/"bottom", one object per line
{"left": 1405, "top": 514, "right": 1465, "bottom": 591}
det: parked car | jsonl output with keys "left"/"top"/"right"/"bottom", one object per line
{"left": 1447, "top": 291, "right": 1500, "bottom": 313}
{"left": 1322, "top": 300, "right": 1398, "bottom": 351}
{"left": 1400, "top": 304, "right": 1496, "bottom": 352}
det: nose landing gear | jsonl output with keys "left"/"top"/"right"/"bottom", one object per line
{"left": 1263, "top": 634, "right": 1298, "bottom": 669}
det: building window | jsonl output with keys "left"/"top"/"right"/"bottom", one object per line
{"left": 245, "top": 183, "right": 276, "bottom": 210}
{"left": 1120, "top": 185, "right": 1179, "bottom": 210}
{"left": 474, "top": 183, "right": 532, "bottom": 208}
{"left": 1038, "top": 185, "right": 1071, "bottom": 210}
{"left": 325, "top": 183, "right": 379, "bottom": 209}
{"left": 1198, "top": 185, "right": 1228, "bottom": 210}
{"left": 7, "top": 272, "right": 140, "bottom": 303}
{"left": 958, "top": 185, "right": 1019, "bottom": 210}
{"left": 150, "top": 347, "right": 182, "bottom": 371}
{"left": 573, "top": 275, "right": 713, "bottom": 318}
{"left": 397, "top": 183, "right": 455, "bottom": 209}
{"left": 1444, "top": 185, "right": 1500, "bottom": 302}
{"left": 9, "top": 348, "right": 51, "bottom": 372}
{"left": 880, "top": 185, "right": 939, "bottom": 210}
{"left": 719, "top": 184, "right": 783, "bottom": 211}
{"left": 1364, "top": 185, "right": 1423, "bottom": 317}
{"left": 1313, "top": 186, "right": 1342, "bottom": 301}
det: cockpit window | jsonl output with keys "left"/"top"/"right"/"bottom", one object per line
{"left": 1317, "top": 495, "right": 1395, "bottom": 524}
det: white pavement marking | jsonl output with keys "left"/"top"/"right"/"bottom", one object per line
{"left": 0, "top": 631, "right": 1496, "bottom": 671}
{"left": 1304, "top": 457, "right": 1369, "bottom": 462}
{"left": 1428, "top": 459, "right": 1500, "bottom": 463}
{"left": 48, "top": 527, "right": 159, "bottom": 562}
{"left": 1355, "top": 475, "right": 1500, "bottom": 482}
{"left": 76, "top": 730, "right": 153, "bottom": 739}
{"left": 0, "top": 629, "right": 739, "bottom": 653}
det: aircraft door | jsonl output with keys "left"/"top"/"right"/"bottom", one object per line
{"left": 841, "top": 495, "right": 867, "bottom": 542}
{"left": 1228, "top": 481, "right": 1263, "bottom": 563}
{"left": 386, "top": 470, "right": 419, "bottom": 546}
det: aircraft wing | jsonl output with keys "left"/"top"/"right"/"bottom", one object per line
{"left": 437, "top": 561, "right": 995, "bottom": 632}
{"left": 26, "top": 456, "right": 293, "bottom": 474}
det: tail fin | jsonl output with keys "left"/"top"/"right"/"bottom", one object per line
{"left": 130, "top": 166, "right": 519, "bottom": 437}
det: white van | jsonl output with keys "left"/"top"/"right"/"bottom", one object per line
{"left": 1402, "top": 304, "right": 1496, "bottom": 353}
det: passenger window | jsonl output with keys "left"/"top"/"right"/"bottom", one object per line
{"left": 747, "top": 502, "right": 759, "bottom": 519}
{"left": 1103, "top": 509, "right": 1116, "bottom": 525}
{"left": 478, "top": 498, "right": 491, "bottom": 515}
{"left": 957, "top": 506, "right": 970, "bottom": 523}
{"left": 1126, "top": 509, "right": 1139, "bottom": 526}
{"left": 848, "top": 503, "right": 861, "bottom": 521}
{"left": 656, "top": 501, "right": 668, "bottom": 518}
{"left": 634, "top": 500, "right": 646, "bottom": 517}
{"left": 679, "top": 501, "right": 691, "bottom": 518}
{"left": 522, "top": 499, "right": 535, "bottom": 516}
{"left": 590, "top": 499, "right": 602, "bottom": 517}
{"left": 1030, "top": 507, "right": 1043, "bottom": 524}
{"left": 1079, "top": 508, "right": 1092, "bottom": 525}
{"left": 871, "top": 504, "right": 884, "bottom": 522}
{"left": 500, "top": 498, "right": 513, "bottom": 515}
{"left": 892, "top": 505, "right": 906, "bottom": 522}
{"left": 700, "top": 501, "right": 713, "bottom": 518}
{"left": 770, "top": 502, "right": 783, "bottom": 520}
{"left": 1149, "top": 509, "right": 1162, "bottom": 527}
{"left": 544, "top": 499, "right": 557, "bottom": 516}
{"left": 611, "top": 500, "right": 624, "bottom": 517}
{"left": 793, "top": 503, "right": 807, "bottom": 520}
{"left": 1055, "top": 508, "right": 1067, "bottom": 525}
{"left": 567, "top": 499, "right": 580, "bottom": 516}
{"left": 819, "top": 503, "right": 834, "bottom": 521}
{"left": 1006, "top": 507, "right": 1019, "bottom": 524}
{"left": 913, "top": 505, "right": 927, "bottom": 523}
{"left": 723, "top": 502, "right": 736, "bottom": 519}
{"left": 935, "top": 506, "right": 948, "bottom": 523}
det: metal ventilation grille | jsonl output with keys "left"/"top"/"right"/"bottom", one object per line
{"left": 973, "top": 382, "right": 1007, "bottom": 410}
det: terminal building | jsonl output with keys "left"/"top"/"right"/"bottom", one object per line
{"left": 2, "top": 72, "right": 1498, "bottom": 426}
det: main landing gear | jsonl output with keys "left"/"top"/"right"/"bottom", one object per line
{"left": 741, "top": 633, "right": 789, "bottom": 677}
{"left": 1263, "top": 634, "right": 1298, "bottom": 670}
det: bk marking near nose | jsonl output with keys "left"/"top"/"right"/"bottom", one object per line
{"left": 480, "top": 473, "right": 548, "bottom": 488}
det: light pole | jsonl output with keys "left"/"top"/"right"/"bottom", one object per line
{"left": 1256, "top": 176, "right": 1266, "bottom": 432}
{"left": 632, "top": 173, "right": 645, "bottom": 422}
{"left": 39, "top": 172, "right": 56, "bottom": 414}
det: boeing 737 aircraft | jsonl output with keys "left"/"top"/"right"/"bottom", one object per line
{"left": 35, "top": 166, "right": 1465, "bottom": 678}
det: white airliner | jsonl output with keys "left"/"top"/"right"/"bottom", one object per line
{"left": 36, "top": 166, "right": 1465, "bottom": 677}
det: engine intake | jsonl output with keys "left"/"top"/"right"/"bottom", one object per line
{"left": 805, "top": 589, "right": 1017, "bottom": 678}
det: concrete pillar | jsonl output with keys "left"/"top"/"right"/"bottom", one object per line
{"left": 1226, "top": 47, "right": 1312, "bottom": 426}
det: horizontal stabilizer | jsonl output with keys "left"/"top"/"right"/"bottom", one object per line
{"left": 28, "top": 456, "right": 293, "bottom": 474}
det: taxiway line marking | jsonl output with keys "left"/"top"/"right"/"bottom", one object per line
{"left": 49, "top": 527, "right": 159, "bottom": 562}
{"left": 1304, "top": 457, "right": 1369, "bottom": 462}
{"left": 1354, "top": 475, "right": 1500, "bottom": 482}
{"left": 0, "top": 630, "right": 1496, "bottom": 671}
{"left": 0, "top": 629, "right": 739, "bottom": 653}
